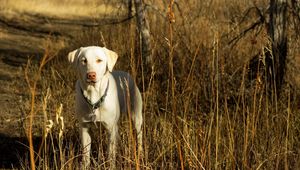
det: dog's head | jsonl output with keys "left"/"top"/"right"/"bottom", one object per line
{"left": 68, "top": 46, "right": 118, "bottom": 85}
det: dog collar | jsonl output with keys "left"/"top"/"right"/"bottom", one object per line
{"left": 81, "top": 80, "right": 109, "bottom": 110}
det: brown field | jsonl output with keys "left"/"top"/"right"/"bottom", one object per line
{"left": 0, "top": 0, "right": 300, "bottom": 169}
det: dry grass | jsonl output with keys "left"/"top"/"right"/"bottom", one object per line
{"left": 1, "top": 0, "right": 125, "bottom": 18}
{"left": 4, "top": 0, "right": 300, "bottom": 169}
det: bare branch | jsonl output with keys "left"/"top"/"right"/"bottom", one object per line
{"left": 223, "top": 5, "right": 267, "bottom": 46}
{"left": 228, "top": 19, "right": 263, "bottom": 46}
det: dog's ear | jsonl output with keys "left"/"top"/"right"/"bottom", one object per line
{"left": 103, "top": 47, "right": 118, "bottom": 72}
{"left": 67, "top": 48, "right": 81, "bottom": 67}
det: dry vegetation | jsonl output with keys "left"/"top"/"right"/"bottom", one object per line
{"left": 1, "top": 0, "right": 300, "bottom": 169}
{"left": 1, "top": 0, "right": 125, "bottom": 18}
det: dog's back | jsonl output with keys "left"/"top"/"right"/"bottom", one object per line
{"left": 112, "top": 71, "right": 142, "bottom": 116}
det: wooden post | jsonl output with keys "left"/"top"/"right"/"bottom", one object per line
{"left": 134, "top": 0, "right": 151, "bottom": 65}
{"left": 128, "top": 0, "right": 133, "bottom": 18}
{"left": 268, "top": 0, "right": 288, "bottom": 94}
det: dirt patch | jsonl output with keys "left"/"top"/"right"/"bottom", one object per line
{"left": 0, "top": 54, "right": 29, "bottom": 169}
{"left": 0, "top": 54, "right": 26, "bottom": 133}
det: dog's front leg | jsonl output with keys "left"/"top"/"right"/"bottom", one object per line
{"left": 108, "top": 125, "right": 118, "bottom": 169}
{"left": 80, "top": 123, "right": 91, "bottom": 168}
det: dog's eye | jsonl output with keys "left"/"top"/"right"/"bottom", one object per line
{"left": 81, "top": 58, "right": 87, "bottom": 64}
{"left": 96, "top": 59, "right": 102, "bottom": 63}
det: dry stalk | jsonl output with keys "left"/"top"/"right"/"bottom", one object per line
{"left": 24, "top": 49, "right": 53, "bottom": 170}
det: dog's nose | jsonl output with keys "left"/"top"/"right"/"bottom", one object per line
{"left": 87, "top": 72, "right": 96, "bottom": 81}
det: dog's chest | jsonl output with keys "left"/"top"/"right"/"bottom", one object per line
{"left": 75, "top": 79, "right": 120, "bottom": 125}
{"left": 76, "top": 101, "right": 108, "bottom": 122}
{"left": 76, "top": 92, "right": 119, "bottom": 125}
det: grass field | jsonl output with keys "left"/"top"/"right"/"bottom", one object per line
{"left": 1, "top": 0, "right": 300, "bottom": 169}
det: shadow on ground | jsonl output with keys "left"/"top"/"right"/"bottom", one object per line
{"left": 0, "top": 133, "right": 41, "bottom": 169}
{"left": 0, "top": 133, "right": 81, "bottom": 169}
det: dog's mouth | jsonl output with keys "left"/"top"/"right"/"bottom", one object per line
{"left": 86, "top": 80, "right": 97, "bottom": 85}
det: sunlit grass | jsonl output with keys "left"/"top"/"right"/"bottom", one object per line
{"left": 1, "top": 0, "right": 125, "bottom": 18}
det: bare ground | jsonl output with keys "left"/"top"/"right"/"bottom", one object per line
{"left": 0, "top": 54, "right": 29, "bottom": 169}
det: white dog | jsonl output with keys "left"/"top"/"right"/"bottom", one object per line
{"left": 68, "top": 46, "right": 143, "bottom": 169}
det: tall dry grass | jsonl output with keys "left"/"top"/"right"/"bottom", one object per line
{"left": 18, "top": 0, "right": 300, "bottom": 169}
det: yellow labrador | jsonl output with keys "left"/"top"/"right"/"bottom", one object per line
{"left": 68, "top": 46, "right": 143, "bottom": 168}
